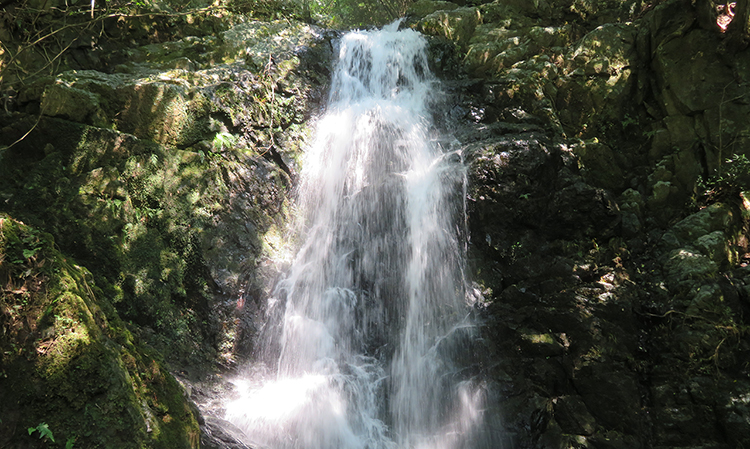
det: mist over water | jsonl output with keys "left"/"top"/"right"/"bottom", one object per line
{"left": 225, "top": 21, "right": 489, "bottom": 449}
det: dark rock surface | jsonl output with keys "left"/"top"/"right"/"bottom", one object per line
{"left": 414, "top": 0, "right": 750, "bottom": 447}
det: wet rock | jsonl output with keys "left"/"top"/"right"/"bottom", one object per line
{"left": 201, "top": 416, "right": 252, "bottom": 449}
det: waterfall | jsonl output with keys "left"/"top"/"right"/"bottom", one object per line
{"left": 225, "top": 21, "right": 487, "bottom": 449}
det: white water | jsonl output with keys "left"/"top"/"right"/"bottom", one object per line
{"left": 226, "top": 22, "right": 486, "bottom": 449}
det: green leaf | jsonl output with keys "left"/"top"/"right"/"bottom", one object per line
{"left": 22, "top": 248, "right": 37, "bottom": 259}
{"left": 32, "top": 423, "right": 55, "bottom": 442}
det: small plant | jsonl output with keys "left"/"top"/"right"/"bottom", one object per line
{"left": 212, "top": 132, "right": 237, "bottom": 152}
{"left": 621, "top": 114, "right": 637, "bottom": 128}
{"left": 699, "top": 153, "right": 750, "bottom": 204}
{"left": 8, "top": 227, "right": 45, "bottom": 264}
{"left": 28, "top": 422, "right": 55, "bottom": 442}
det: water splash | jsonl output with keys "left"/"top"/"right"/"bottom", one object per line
{"left": 226, "top": 21, "right": 488, "bottom": 449}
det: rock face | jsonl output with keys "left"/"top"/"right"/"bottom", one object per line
{"left": 4, "top": 0, "right": 750, "bottom": 448}
{"left": 0, "top": 7, "right": 332, "bottom": 448}
{"left": 410, "top": 0, "right": 750, "bottom": 447}
{"left": 0, "top": 216, "right": 200, "bottom": 448}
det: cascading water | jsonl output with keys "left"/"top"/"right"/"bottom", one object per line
{"left": 226, "top": 21, "right": 489, "bottom": 449}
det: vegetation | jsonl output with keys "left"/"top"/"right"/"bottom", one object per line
{"left": 699, "top": 154, "right": 750, "bottom": 204}
{"left": 4, "top": 0, "right": 750, "bottom": 447}
{"left": 307, "top": 0, "right": 416, "bottom": 27}
{"left": 27, "top": 423, "right": 55, "bottom": 443}
{"left": 0, "top": 0, "right": 417, "bottom": 95}
{"left": 0, "top": 215, "right": 200, "bottom": 448}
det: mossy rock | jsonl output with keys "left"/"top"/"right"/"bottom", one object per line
{"left": 661, "top": 203, "right": 738, "bottom": 250}
{"left": 663, "top": 248, "right": 719, "bottom": 285}
{"left": 218, "top": 20, "right": 324, "bottom": 68}
{"left": 0, "top": 215, "right": 200, "bottom": 449}
{"left": 416, "top": 7, "right": 482, "bottom": 49}
{"left": 1, "top": 8, "right": 330, "bottom": 371}
{"left": 0, "top": 116, "right": 289, "bottom": 367}
{"left": 555, "top": 22, "right": 638, "bottom": 137}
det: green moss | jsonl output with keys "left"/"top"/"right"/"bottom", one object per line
{"left": 0, "top": 215, "right": 200, "bottom": 449}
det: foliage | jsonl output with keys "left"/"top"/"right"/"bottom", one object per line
{"left": 28, "top": 422, "right": 55, "bottom": 442}
{"left": 0, "top": 215, "right": 201, "bottom": 449}
{"left": 310, "top": 0, "right": 416, "bottom": 27}
{"left": 0, "top": 0, "right": 232, "bottom": 92}
{"left": 0, "top": 0, "right": 414, "bottom": 106}
{"left": 699, "top": 154, "right": 750, "bottom": 204}
{"left": 223, "top": 0, "right": 415, "bottom": 27}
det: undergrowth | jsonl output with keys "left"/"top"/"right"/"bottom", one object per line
{"left": 698, "top": 153, "right": 750, "bottom": 205}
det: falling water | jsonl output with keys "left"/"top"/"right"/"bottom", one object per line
{"left": 226, "top": 21, "right": 487, "bottom": 449}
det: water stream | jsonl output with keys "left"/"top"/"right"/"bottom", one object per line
{"left": 225, "top": 22, "right": 487, "bottom": 449}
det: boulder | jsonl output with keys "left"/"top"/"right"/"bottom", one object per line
{"left": 219, "top": 20, "right": 324, "bottom": 69}
{"left": 663, "top": 248, "right": 719, "bottom": 284}
{"left": 416, "top": 7, "right": 482, "bottom": 49}
{"left": 556, "top": 23, "right": 638, "bottom": 136}
{"left": 661, "top": 203, "right": 738, "bottom": 250}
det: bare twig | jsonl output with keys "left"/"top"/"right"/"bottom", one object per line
{"left": 0, "top": 5, "right": 230, "bottom": 83}
{"left": 259, "top": 53, "right": 276, "bottom": 156}
{"left": 4, "top": 102, "right": 47, "bottom": 150}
